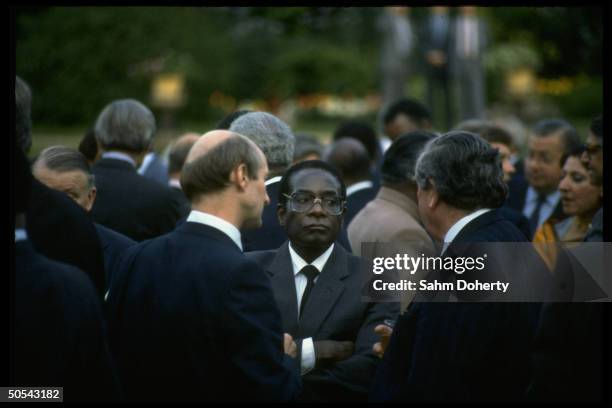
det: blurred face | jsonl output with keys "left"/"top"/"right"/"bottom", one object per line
{"left": 241, "top": 152, "right": 270, "bottom": 230}
{"left": 581, "top": 132, "right": 603, "bottom": 186}
{"left": 559, "top": 156, "right": 602, "bottom": 218}
{"left": 416, "top": 183, "right": 443, "bottom": 241}
{"left": 33, "top": 165, "right": 96, "bottom": 211}
{"left": 279, "top": 169, "right": 344, "bottom": 252}
{"left": 525, "top": 133, "right": 565, "bottom": 195}
{"left": 491, "top": 142, "right": 515, "bottom": 183}
{"left": 385, "top": 114, "right": 420, "bottom": 141}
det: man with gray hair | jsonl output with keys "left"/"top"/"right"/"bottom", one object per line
{"left": 32, "top": 146, "right": 136, "bottom": 290}
{"left": 229, "top": 111, "right": 296, "bottom": 251}
{"left": 371, "top": 131, "right": 549, "bottom": 401}
{"left": 90, "top": 98, "right": 183, "bottom": 242}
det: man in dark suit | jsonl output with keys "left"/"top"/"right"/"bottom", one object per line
{"left": 247, "top": 160, "right": 399, "bottom": 402}
{"left": 324, "top": 138, "right": 377, "bottom": 226}
{"left": 506, "top": 119, "right": 582, "bottom": 238}
{"left": 370, "top": 131, "right": 548, "bottom": 402}
{"left": 90, "top": 99, "right": 183, "bottom": 242}
{"left": 16, "top": 76, "right": 106, "bottom": 299}
{"left": 12, "top": 147, "right": 120, "bottom": 401}
{"left": 32, "top": 146, "right": 136, "bottom": 291}
{"left": 106, "top": 130, "right": 301, "bottom": 402}
{"left": 138, "top": 150, "right": 169, "bottom": 186}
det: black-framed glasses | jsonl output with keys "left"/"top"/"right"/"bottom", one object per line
{"left": 283, "top": 192, "right": 346, "bottom": 215}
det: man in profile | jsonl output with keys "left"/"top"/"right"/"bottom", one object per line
{"left": 248, "top": 160, "right": 398, "bottom": 402}
{"left": 107, "top": 130, "right": 301, "bottom": 402}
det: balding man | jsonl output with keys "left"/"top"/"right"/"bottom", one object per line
{"left": 107, "top": 131, "right": 301, "bottom": 402}
{"left": 324, "top": 138, "right": 377, "bottom": 226}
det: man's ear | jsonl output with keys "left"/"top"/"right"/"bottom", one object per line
{"left": 232, "top": 163, "right": 249, "bottom": 191}
{"left": 427, "top": 179, "right": 440, "bottom": 209}
{"left": 277, "top": 204, "right": 287, "bottom": 226}
{"left": 85, "top": 187, "right": 97, "bottom": 212}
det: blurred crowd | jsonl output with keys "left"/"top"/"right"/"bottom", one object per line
{"left": 12, "top": 67, "right": 603, "bottom": 403}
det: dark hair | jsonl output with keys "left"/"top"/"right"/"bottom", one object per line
{"left": 323, "top": 138, "right": 371, "bottom": 182}
{"left": 479, "top": 125, "right": 514, "bottom": 148}
{"left": 78, "top": 128, "right": 98, "bottom": 162}
{"left": 332, "top": 120, "right": 380, "bottom": 162}
{"left": 381, "top": 131, "right": 437, "bottom": 184}
{"left": 590, "top": 115, "right": 602, "bottom": 140}
{"left": 415, "top": 131, "right": 508, "bottom": 211}
{"left": 215, "top": 110, "right": 252, "bottom": 130}
{"left": 293, "top": 132, "right": 323, "bottom": 161}
{"left": 168, "top": 139, "right": 198, "bottom": 175}
{"left": 180, "top": 134, "right": 262, "bottom": 200}
{"left": 560, "top": 144, "right": 588, "bottom": 168}
{"left": 278, "top": 160, "right": 346, "bottom": 207}
{"left": 16, "top": 76, "right": 32, "bottom": 153}
{"left": 35, "top": 146, "right": 94, "bottom": 188}
{"left": 532, "top": 118, "right": 582, "bottom": 155}
{"left": 383, "top": 98, "right": 432, "bottom": 127}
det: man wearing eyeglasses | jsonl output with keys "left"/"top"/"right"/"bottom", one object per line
{"left": 247, "top": 160, "right": 399, "bottom": 402}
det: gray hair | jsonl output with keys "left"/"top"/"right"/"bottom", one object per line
{"left": 229, "top": 111, "right": 295, "bottom": 169}
{"left": 35, "top": 145, "right": 95, "bottom": 189}
{"left": 415, "top": 131, "right": 507, "bottom": 211}
{"left": 16, "top": 76, "right": 32, "bottom": 153}
{"left": 94, "top": 99, "right": 156, "bottom": 153}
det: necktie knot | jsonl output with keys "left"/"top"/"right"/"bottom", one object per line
{"left": 301, "top": 265, "right": 319, "bottom": 282}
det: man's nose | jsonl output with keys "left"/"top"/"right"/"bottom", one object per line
{"left": 308, "top": 199, "right": 326, "bottom": 216}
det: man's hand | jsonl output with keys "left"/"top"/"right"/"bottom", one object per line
{"left": 372, "top": 324, "right": 393, "bottom": 358}
{"left": 284, "top": 333, "right": 297, "bottom": 358}
{"left": 313, "top": 340, "right": 354, "bottom": 368}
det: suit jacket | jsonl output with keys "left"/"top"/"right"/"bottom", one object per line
{"left": 345, "top": 186, "right": 377, "bottom": 227}
{"left": 139, "top": 152, "right": 169, "bottom": 186}
{"left": 26, "top": 178, "right": 106, "bottom": 299}
{"left": 243, "top": 179, "right": 353, "bottom": 253}
{"left": 247, "top": 242, "right": 399, "bottom": 402}
{"left": 91, "top": 158, "right": 183, "bottom": 242}
{"left": 13, "top": 240, "right": 120, "bottom": 401}
{"left": 106, "top": 222, "right": 301, "bottom": 402}
{"left": 170, "top": 186, "right": 191, "bottom": 219}
{"left": 421, "top": 12, "right": 453, "bottom": 74}
{"left": 93, "top": 223, "right": 136, "bottom": 290}
{"left": 498, "top": 206, "right": 531, "bottom": 240}
{"left": 370, "top": 210, "right": 546, "bottom": 402}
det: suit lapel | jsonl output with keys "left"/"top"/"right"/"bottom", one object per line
{"left": 297, "top": 245, "right": 349, "bottom": 339}
{"left": 267, "top": 242, "right": 300, "bottom": 336}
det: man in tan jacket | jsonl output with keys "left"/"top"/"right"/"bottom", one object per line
{"left": 348, "top": 131, "right": 436, "bottom": 310}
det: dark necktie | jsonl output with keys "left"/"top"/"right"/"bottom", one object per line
{"left": 529, "top": 193, "right": 547, "bottom": 234}
{"left": 299, "top": 265, "right": 319, "bottom": 317}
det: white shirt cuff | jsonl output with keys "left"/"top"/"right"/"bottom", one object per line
{"left": 300, "top": 337, "right": 316, "bottom": 375}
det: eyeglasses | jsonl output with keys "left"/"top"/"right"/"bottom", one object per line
{"left": 283, "top": 192, "right": 345, "bottom": 215}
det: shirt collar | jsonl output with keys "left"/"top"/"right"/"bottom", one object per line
{"left": 186, "top": 210, "right": 243, "bottom": 251}
{"left": 265, "top": 176, "right": 282, "bottom": 186}
{"left": 102, "top": 151, "right": 137, "bottom": 168}
{"left": 442, "top": 208, "right": 492, "bottom": 254}
{"left": 526, "top": 186, "right": 561, "bottom": 206}
{"left": 288, "top": 242, "right": 335, "bottom": 277}
{"left": 15, "top": 228, "right": 28, "bottom": 242}
{"left": 138, "top": 152, "right": 155, "bottom": 175}
{"left": 346, "top": 180, "right": 374, "bottom": 197}
{"left": 168, "top": 178, "right": 182, "bottom": 190}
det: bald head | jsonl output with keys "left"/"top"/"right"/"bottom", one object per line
{"left": 180, "top": 130, "right": 266, "bottom": 200}
{"left": 323, "top": 138, "right": 371, "bottom": 185}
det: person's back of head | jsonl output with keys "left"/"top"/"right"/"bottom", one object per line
{"left": 229, "top": 111, "right": 295, "bottom": 175}
{"left": 383, "top": 98, "right": 432, "bottom": 140}
{"left": 168, "top": 133, "right": 200, "bottom": 178}
{"left": 293, "top": 132, "right": 323, "bottom": 163}
{"left": 453, "top": 118, "right": 492, "bottom": 136}
{"left": 381, "top": 131, "right": 437, "bottom": 190}
{"left": 589, "top": 115, "right": 602, "bottom": 142}
{"left": 78, "top": 128, "right": 99, "bottom": 165}
{"left": 479, "top": 125, "right": 514, "bottom": 149}
{"left": 94, "top": 99, "right": 156, "bottom": 154}
{"left": 16, "top": 76, "right": 33, "bottom": 154}
{"left": 333, "top": 120, "right": 379, "bottom": 164}
{"left": 323, "top": 138, "right": 371, "bottom": 185}
{"left": 415, "top": 130, "right": 508, "bottom": 211}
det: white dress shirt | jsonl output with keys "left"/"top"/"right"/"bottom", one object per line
{"left": 186, "top": 210, "right": 243, "bottom": 252}
{"left": 265, "top": 176, "right": 283, "bottom": 186}
{"left": 288, "top": 242, "right": 335, "bottom": 375}
{"left": 441, "top": 208, "right": 492, "bottom": 255}
{"left": 15, "top": 228, "right": 28, "bottom": 242}
{"left": 346, "top": 180, "right": 374, "bottom": 197}
{"left": 168, "top": 178, "right": 182, "bottom": 190}
{"left": 102, "top": 151, "right": 137, "bottom": 168}
{"left": 522, "top": 187, "right": 561, "bottom": 229}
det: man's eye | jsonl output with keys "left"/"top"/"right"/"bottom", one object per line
{"left": 295, "top": 196, "right": 311, "bottom": 204}
{"left": 324, "top": 198, "right": 340, "bottom": 206}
